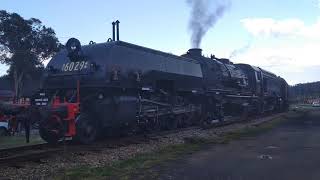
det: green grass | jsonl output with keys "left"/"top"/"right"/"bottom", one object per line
{"left": 55, "top": 110, "right": 304, "bottom": 180}
{"left": 222, "top": 118, "right": 286, "bottom": 143}
{"left": 290, "top": 104, "right": 320, "bottom": 111}
{"left": 56, "top": 143, "right": 201, "bottom": 180}
{"left": 0, "top": 134, "right": 44, "bottom": 149}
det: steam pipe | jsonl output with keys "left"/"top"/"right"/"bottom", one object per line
{"left": 112, "top": 22, "right": 116, "bottom": 41}
{"left": 116, "top": 20, "right": 120, "bottom": 41}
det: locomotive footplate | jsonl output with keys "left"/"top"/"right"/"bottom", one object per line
{"left": 140, "top": 105, "right": 200, "bottom": 118}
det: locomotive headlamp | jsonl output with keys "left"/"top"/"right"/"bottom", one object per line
{"left": 66, "top": 38, "right": 82, "bottom": 61}
{"left": 66, "top": 38, "right": 81, "bottom": 53}
{"left": 70, "top": 44, "right": 77, "bottom": 50}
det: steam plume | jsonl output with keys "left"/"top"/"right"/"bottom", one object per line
{"left": 186, "top": 0, "right": 231, "bottom": 48}
{"left": 229, "top": 41, "right": 251, "bottom": 59}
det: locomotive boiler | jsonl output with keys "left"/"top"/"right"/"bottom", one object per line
{"left": 36, "top": 25, "right": 289, "bottom": 144}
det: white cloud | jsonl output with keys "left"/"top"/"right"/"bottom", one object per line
{"left": 236, "top": 17, "right": 320, "bottom": 85}
{"left": 241, "top": 17, "right": 320, "bottom": 39}
{"left": 235, "top": 42, "right": 320, "bottom": 84}
{"left": 236, "top": 43, "right": 320, "bottom": 67}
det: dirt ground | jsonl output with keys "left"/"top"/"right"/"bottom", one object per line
{"left": 149, "top": 109, "right": 320, "bottom": 180}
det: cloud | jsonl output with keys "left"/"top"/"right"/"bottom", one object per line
{"left": 237, "top": 43, "right": 320, "bottom": 66}
{"left": 235, "top": 17, "right": 320, "bottom": 85}
{"left": 234, "top": 43, "right": 320, "bottom": 84}
{"left": 241, "top": 17, "right": 320, "bottom": 39}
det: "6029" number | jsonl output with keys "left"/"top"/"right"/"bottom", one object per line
{"left": 62, "top": 61, "right": 88, "bottom": 72}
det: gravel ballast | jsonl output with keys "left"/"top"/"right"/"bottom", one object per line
{"left": 0, "top": 114, "right": 286, "bottom": 179}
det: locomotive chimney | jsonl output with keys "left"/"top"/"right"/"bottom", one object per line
{"left": 116, "top": 20, "right": 120, "bottom": 41}
{"left": 112, "top": 21, "right": 116, "bottom": 41}
{"left": 188, "top": 48, "right": 202, "bottom": 57}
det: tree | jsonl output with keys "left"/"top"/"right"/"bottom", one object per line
{"left": 0, "top": 10, "right": 60, "bottom": 97}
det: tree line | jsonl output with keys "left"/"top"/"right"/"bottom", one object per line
{"left": 289, "top": 81, "right": 320, "bottom": 103}
{"left": 0, "top": 10, "right": 61, "bottom": 98}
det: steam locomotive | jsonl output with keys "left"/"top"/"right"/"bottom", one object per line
{"left": 36, "top": 24, "right": 289, "bottom": 144}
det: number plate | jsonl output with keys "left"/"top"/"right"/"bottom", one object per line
{"left": 33, "top": 92, "right": 49, "bottom": 106}
{"left": 61, "top": 61, "right": 89, "bottom": 72}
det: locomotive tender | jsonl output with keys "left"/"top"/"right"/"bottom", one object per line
{"left": 37, "top": 25, "right": 289, "bottom": 144}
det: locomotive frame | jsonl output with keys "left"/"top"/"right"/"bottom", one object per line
{"left": 34, "top": 33, "right": 289, "bottom": 144}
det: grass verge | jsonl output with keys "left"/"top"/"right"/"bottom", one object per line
{"left": 55, "top": 111, "right": 302, "bottom": 180}
{"left": 0, "top": 134, "right": 44, "bottom": 149}
{"left": 56, "top": 143, "right": 201, "bottom": 180}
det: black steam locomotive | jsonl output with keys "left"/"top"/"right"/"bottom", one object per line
{"left": 37, "top": 26, "right": 288, "bottom": 144}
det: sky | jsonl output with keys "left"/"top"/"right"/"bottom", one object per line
{"left": 1, "top": 0, "right": 320, "bottom": 85}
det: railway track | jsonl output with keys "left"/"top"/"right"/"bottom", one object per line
{"left": 0, "top": 143, "right": 49, "bottom": 154}
{"left": 0, "top": 113, "right": 286, "bottom": 167}
{"left": 0, "top": 143, "right": 60, "bottom": 166}
{"left": 0, "top": 127, "right": 199, "bottom": 167}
